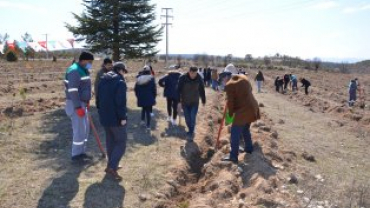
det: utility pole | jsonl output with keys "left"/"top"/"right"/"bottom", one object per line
{"left": 42, "top": 33, "right": 48, "bottom": 59}
{"left": 161, "top": 8, "right": 173, "bottom": 67}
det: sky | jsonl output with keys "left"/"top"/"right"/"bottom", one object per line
{"left": 0, "top": 0, "right": 369, "bottom": 62}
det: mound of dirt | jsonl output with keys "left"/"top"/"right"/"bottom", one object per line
{"left": 152, "top": 92, "right": 302, "bottom": 208}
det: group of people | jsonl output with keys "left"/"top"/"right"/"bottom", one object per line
{"left": 273, "top": 73, "right": 311, "bottom": 95}
{"left": 64, "top": 52, "right": 209, "bottom": 180}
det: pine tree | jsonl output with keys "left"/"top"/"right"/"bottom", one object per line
{"left": 66, "top": 0, "right": 162, "bottom": 61}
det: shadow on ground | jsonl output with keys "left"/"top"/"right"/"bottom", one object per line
{"left": 35, "top": 105, "right": 166, "bottom": 208}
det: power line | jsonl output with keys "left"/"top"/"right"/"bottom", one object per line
{"left": 161, "top": 8, "right": 173, "bottom": 66}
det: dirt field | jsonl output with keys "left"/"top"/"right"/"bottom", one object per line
{"left": 0, "top": 60, "right": 369, "bottom": 208}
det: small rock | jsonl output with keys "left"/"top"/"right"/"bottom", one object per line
{"left": 302, "top": 151, "right": 316, "bottom": 162}
{"left": 288, "top": 174, "right": 298, "bottom": 184}
{"left": 303, "top": 197, "right": 310, "bottom": 203}
{"left": 259, "top": 103, "right": 265, "bottom": 107}
{"left": 315, "top": 174, "right": 323, "bottom": 180}
{"left": 138, "top": 193, "right": 150, "bottom": 201}
{"left": 278, "top": 119, "right": 285, "bottom": 124}
{"left": 259, "top": 126, "right": 271, "bottom": 132}
{"left": 256, "top": 121, "right": 265, "bottom": 127}
{"left": 297, "top": 189, "right": 304, "bottom": 194}
{"left": 270, "top": 131, "right": 278, "bottom": 139}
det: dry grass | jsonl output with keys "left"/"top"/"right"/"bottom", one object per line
{"left": 253, "top": 77, "right": 370, "bottom": 207}
{"left": 0, "top": 66, "right": 188, "bottom": 208}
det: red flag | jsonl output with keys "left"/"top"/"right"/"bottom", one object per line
{"left": 38, "top": 41, "right": 47, "bottom": 49}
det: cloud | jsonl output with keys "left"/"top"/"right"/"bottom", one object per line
{"left": 343, "top": 3, "right": 370, "bottom": 13}
{"left": 0, "top": 0, "right": 47, "bottom": 13}
{"left": 312, "top": 1, "right": 339, "bottom": 10}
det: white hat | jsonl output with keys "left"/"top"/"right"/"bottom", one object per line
{"left": 224, "top": 64, "right": 238, "bottom": 74}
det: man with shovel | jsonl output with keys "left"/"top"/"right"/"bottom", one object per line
{"left": 64, "top": 52, "right": 94, "bottom": 161}
{"left": 220, "top": 64, "right": 260, "bottom": 164}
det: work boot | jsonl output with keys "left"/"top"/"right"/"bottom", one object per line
{"left": 80, "top": 153, "right": 93, "bottom": 160}
{"left": 221, "top": 155, "right": 238, "bottom": 164}
{"left": 105, "top": 168, "right": 123, "bottom": 181}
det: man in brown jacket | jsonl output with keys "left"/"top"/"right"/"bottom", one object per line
{"left": 221, "top": 64, "right": 260, "bottom": 163}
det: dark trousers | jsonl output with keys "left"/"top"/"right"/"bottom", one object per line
{"left": 284, "top": 81, "right": 289, "bottom": 91}
{"left": 304, "top": 86, "right": 309, "bottom": 95}
{"left": 141, "top": 106, "right": 152, "bottom": 127}
{"left": 230, "top": 124, "right": 253, "bottom": 160}
{"left": 166, "top": 98, "right": 179, "bottom": 120}
{"left": 104, "top": 126, "right": 127, "bottom": 171}
{"left": 182, "top": 104, "right": 199, "bottom": 134}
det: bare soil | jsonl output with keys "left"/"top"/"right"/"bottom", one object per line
{"left": 0, "top": 61, "right": 369, "bottom": 208}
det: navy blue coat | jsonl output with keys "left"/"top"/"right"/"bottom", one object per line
{"left": 97, "top": 71, "right": 127, "bottom": 127}
{"left": 134, "top": 74, "right": 157, "bottom": 107}
{"left": 158, "top": 72, "right": 181, "bottom": 100}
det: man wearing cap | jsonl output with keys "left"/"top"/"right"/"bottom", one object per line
{"left": 221, "top": 64, "right": 260, "bottom": 164}
{"left": 178, "top": 66, "right": 206, "bottom": 140}
{"left": 97, "top": 62, "right": 127, "bottom": 181}
{"left": 64, "top": 51, "right": 94, "bottom": 161}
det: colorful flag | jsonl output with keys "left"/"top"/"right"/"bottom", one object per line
{"left": 28, "top": 42, "right": 46, "bottom": 52}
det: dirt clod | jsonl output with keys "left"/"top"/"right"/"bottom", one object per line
{"left": 302, "top": 151, "right": 316, "bottom": 162}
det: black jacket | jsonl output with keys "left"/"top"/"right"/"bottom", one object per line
{"left": 158, "top": 72, "right": 181, "bottom": 100}
{"left": 97, "top": 71, "right": 127, "bottom": 127}
{"left": 178, "top": 73, "right": 206, "bottom": 106}
{"left": 134, "top": 73, "right": 157, "bottom": 107}
{"left": 301, "top": 78, "right": 311, "bottom": 87}
{"left": 255, "top": 72, "right": 265, "bottom": 81}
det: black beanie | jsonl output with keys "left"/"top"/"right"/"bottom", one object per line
{"left": 79, "top": 52, "right": 94, "bottom": 61}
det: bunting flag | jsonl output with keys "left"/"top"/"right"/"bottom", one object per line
{"left": 38, "top": 41, "right": 47, "bottom": 49}
{"left": 27, "top": 42, "right": 46, "bottom": 52}
{"left": 2, "top": 39, "right": 85, "bottom": 52}
{"left": 16, "top": 41, "right": 28, "bottom": 52}
{"left": 6, "top": 41, "right": 15, "bottom": 50}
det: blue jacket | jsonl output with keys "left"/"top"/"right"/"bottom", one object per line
{"left": 158, "top": 72, "right": 181, "bottom": 100}
{"left": 134, "top": 74, "right": 157, "bottom": 107}
{"left": 97, "top": 71, "right": 127, "bottom": 127}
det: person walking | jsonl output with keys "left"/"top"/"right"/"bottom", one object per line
{"left": 97, "top": 62, "right": 127, "bottom": 181}
{"left": 178, "top": 66, "right": 206, "bottom": 140}
{"left": 158, "top": 69, "right": 182, "bottom": 125}
{"left": 211, "top": 68, "right": 219, "bottom": 90}
{"left": 64, "top": 51, "right": 94, "bottom": 161}
{"left": 221, "top": 69, "right": 260, "bottom": 163}
{"left": 94, "top": 58, "right": 113, "bottom": 103}
{"left": 204, "top": 67, "right": 212, "bottom": 87}
{"left": 134, "top": 66, "right": 157, "bottom": 130}
{"left": 348, "top": 79, "right": 358, "bottom": 107}
{"left": 300, "top": 78, "right": 311, "bottom": 95}
{"left": 254, "top": 70, "right": 264, "bottom": 93}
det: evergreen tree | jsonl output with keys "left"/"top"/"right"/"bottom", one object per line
{"left": 66, "top": 0, "right": 162, "bottom": 61}
{"left": 21, "top": 32, "right": 35, "bottom": 61}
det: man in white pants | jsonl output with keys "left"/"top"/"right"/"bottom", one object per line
{"left": 64, "top": 52, "right": 94, "bottom": 161}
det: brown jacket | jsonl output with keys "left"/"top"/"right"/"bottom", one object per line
{"left": 225, "top": 75, "right": 260, "bottom": 125}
